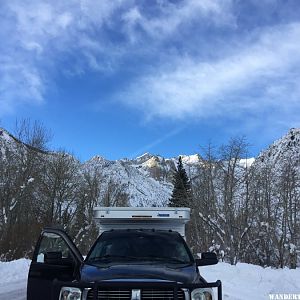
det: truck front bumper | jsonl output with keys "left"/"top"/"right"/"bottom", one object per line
{"left": 53, "top": 279, "right": 222, "bottom": 300}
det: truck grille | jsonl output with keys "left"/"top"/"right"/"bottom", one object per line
{"left": 87, "top": 288, "right": 185, "bottom": 300}
{"left": 87, "top": 288, "right": 132, "bottom": 299}
{"left": 142, "top": 289, "right": 185, "bottom": 299}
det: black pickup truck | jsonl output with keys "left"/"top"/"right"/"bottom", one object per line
{"left": 27, "top": 227, "right": 222, "bottom": 300}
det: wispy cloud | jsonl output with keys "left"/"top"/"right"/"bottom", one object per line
{"left": 122, "top": 22, "right": 300, "bottom": 122}
{"left": 129, "top": 127, "right": 185, "bottom": 158}
{"left": 122, "top": 0, "right": 234, "bottom": 41}
{"left": 0, "top": 0, "right": 233, "bottom": 115}
{"left": 0, "top": 56, "right": 44, "bottom": 113}
{"left": 0, "top": 0, "right": 127, "bottom": 114}
{"left": 1, "top": 0, "right": 300, "bottom": 134}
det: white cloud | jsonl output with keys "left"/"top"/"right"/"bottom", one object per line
{"left": 0, "top": 0, "right": 125, "bottom": 114}
{"left": 122, "top": 23, "right": 300, "bottom": 120}
{"left": 0, "top": 57, "right": 44, "bottom": 114}
{"left": 1, "top": 0, "right": 299, "bottom": 129}
{"left": 122, "top": 0, "right": 234, "bottom": 41}
{"left": 0, "top": 0, "right": 234, "bottom": 115}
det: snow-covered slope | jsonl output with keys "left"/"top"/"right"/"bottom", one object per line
{"left": 0, "top": 128, "right": 23, "bottom": 158}
{"left": 0, "top": 127, "right": 203, "bottom": 206}
{"left": 1, "top": 259, "right": 299, "bottom": 300}
{"left": 82, "top": 152, "right": 206, "bottom": 206}
{"left": 2, "top": 127, "right": 300, "bottom": 207}
{"left": 254, "top": 128, "right": 300, "bottom": 168}
{"left": 83, "top": 156, "right": 173, "bottom": 206}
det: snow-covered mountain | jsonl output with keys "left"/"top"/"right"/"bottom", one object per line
{"left": 0, "top": 127, "right": 204, "bottom": 206}
{"left": 252, "top": 128, "right": 300, "bottom": 171}
{"left": 82, "top": 152, "right": 206, "bottom": 206}
{"left": 83, "top": 155, "right": 174, "bottom": 206}
{"left": 0, "top": 128, "right": 24, "bottom": 157}
{"left": 1, "top": 127, "right": 300, "bottom": 206}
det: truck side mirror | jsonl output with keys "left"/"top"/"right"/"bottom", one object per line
{"left": 195, "top": 252, "right": 218, "bottom": 266}
{"left": 44, "top": 251, "right": 62, "bottom": 264}
{"left": 44, "top": 251, "right": 73, "bottom": 266}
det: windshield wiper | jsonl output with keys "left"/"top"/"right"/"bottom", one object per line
{"left": 88, "top": 254, "right": 139, "bottom": 262}
{"left": 88, "top": 255, "right": 190, "bottom": 264}
{"left": 139, "top": 255, "right": 190, "bottom": 264}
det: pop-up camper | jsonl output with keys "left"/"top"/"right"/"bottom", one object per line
{"left": 93, "top": 206, "right": 191, "bottom": 239}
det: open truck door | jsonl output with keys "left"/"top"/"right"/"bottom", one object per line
{"left": 27, "top": 227, "right": 83, "bottom": 300}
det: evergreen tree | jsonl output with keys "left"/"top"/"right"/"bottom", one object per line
{"left": 169, "top": 156, "right": 192, "bottom": 207}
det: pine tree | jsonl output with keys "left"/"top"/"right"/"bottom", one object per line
{"left": 169, "top": 156, "right": 192, "bottom": 207}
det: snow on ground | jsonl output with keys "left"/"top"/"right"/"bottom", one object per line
{"left": 0, "top": 259, "right": 30, "bottom": 300}
{"left": 201, "top": 262, "right": 300, "bottom": 300}
{"left": 0, "top": 259, "right": 300, "bottom": 300}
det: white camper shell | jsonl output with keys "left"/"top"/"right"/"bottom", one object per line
{"left": 93, "top": 207, "right": 190, "bottom": 239}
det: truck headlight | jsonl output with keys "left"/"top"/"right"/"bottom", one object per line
{"left": 191, "top": 288, "right": 214, "bottom": 300}
{"left": 59, "top": 287, "right": 82, "bottom": 300}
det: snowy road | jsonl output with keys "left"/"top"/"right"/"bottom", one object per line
{"left": 0, "top": 280, "right": 27, "bottom": 300}
{"left": 0, "top": 259, "right": 299, "bottom": 300}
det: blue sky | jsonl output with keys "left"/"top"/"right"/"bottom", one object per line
{"left": 1, "top": 0, "right": 300, "bottom": 161}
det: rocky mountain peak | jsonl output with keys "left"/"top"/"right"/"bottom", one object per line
{"left": 256, "top": 128, "right": 300, "bottom": 165}
{"left": 134, "top": 152, "right": 159, "bottom": 163}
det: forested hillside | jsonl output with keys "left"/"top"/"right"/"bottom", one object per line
{"left": 0, "top": 124, "right": 299, "bottom": 268}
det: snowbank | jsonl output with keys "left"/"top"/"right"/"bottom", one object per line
{"left": 0, "top": 259, "right": 299, "bottom": 300}
{"left": 0, "top": 259, "right": 30, "bottom": 300}
{"left": 201, "top": 262, "right": 300, "bottom": 300}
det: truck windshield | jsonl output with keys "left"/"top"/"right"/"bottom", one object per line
{"left": 86, "top": 230, "right": 193, "bottom": 264}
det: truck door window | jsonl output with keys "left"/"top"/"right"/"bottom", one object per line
{"left": 36, "top": 232, "right": 71, "bottom": 263}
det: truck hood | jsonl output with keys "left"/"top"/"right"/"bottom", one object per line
{"left": 80, "top": 262, "right": 200, "bottom": 284}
